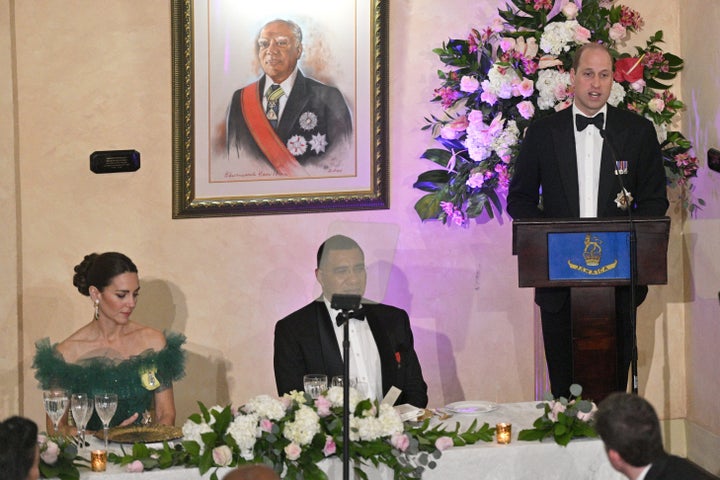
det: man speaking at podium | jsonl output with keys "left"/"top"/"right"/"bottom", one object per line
{"left": 507, "top": 43, "right": 669, "bottom": 397}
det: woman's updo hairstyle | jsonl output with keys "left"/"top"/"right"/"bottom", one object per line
{"left": 73, "top": 252, "right": 138, "bottom": 296}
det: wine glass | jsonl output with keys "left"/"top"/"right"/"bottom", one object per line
{"left": 94, "top": 393, "right": 118, "bottom": 451}
{"left": 70, "top": 393, "right": 94, "bottom": 449}
{"left": 43, "top": 389, "right": 69, "bottom": 434}
{"left": 303, "top": 374, "right": 328, "bottom": 399}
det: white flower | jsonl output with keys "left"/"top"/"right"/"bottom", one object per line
{"left": 181, "top": 418, "right": 213, "bottom": 452}
{"left": 244, "top": 394, "right": 287, "bottom": 421}
{"left": 40, "top": 440, "right": 60, "bottom": 465}
{"left": 298, "top": 111, "right": 318, "bottom": 130}
{"left": 607, "top": 81, "right": 627, "bottom": 107}
{"left": 652, "top": 120, "right": 668, "bottom": 143}
{"left": 325, "top": 385, "right": 362, "bottom": 410}
{"left": 227, "top": 413, "right": 259, "bottom": 459}
{"left": 212, "top": 445, "right": 233, "bottom": 467}
{"left": 648, "top": 97, "right": 665, "bottom": 113}
{"left": 536, "top": 69, "right": 571, "bottom": 110}
{"left": 283, "top": 405, "right": 320, "bottom": 446}
{"left": 286, "top": 135, "right": 308, "bottom": 156}
{"left": 309, "top": 133, "right": 328, "bottom": 154}
{"left": 562, "top": 2, "right": 579, "bottom": 19}
{"left": 539, "top": 21, "right": 580, "bottom": 56}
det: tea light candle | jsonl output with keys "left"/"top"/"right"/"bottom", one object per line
{"left": 91, "top": 450, "right": 107, "bottom": 472}
{"left": 496, "top": 423, "right": 512, "bottom": 444}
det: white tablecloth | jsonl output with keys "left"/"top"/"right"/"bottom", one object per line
{"left": 75, "top": 402, "right": 623, "bottom": 480}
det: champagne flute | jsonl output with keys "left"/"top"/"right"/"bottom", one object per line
{"left": 70, "top": 393, "right": 94, "bottom": 449}
{"left": 94, "top": 393, "right": 118, "bottom": 451}
{"left": 43, "top": 389, "right": 69, "bottom": 434}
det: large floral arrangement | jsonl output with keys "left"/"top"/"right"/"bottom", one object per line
{"left": 517, "top": 384, "right": 597, "bottom": 446}
{"left": 110, "top": 388, "right": 494, "bottom": 480}
{"left": 414, "top": 0, "right": 701, "bottom": 227}
{"left": 38, "top": 434, "right": 88, "bottom": 480}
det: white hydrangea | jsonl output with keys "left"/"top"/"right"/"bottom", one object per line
{"left": 492, "top": 120, "right": 520, "bottom": 160}
{"left": 607, "top": 81, "right": 627, "bottom": 107}
{"left": 181, "top": 419, "right": 213, "bottom": 452}
{"left": 283, "top": 405, "right": 320, "bottom": 446}
{"left": 536, "top": 69, "right": 571, "bottom": 110}
{"left": 651, "top": 119, "right": 668, "bottom": 143}
{"left": 483, "top": 64, "right": 520, "bottom": 99}
{"left": 349, "top": 404, "right": 403, "bottom": 442}
{"left": 540, "top": 20, "right": 579, "bottom": 55}
{"left": 325, "top": 386, "right": 362, "bottom": 411}
{"left": 244, "top": 394, "right": 286, "bottom": 421}
{"left": 227, "top": 413, "right": 260, "bottom": 460}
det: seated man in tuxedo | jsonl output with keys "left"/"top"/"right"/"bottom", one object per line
{"left": 273, "top": 235, "right": 428, "bottom": 407}
{"left": 595, "top": 393, "right": 718, "bottom": 480}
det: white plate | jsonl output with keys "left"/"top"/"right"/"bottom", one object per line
{"left": 445, "top": 401, "right": 498, "bottom": 415}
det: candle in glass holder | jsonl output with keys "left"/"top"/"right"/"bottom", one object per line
{"left": 496, "top": 423, "right": 512, "bottom": 444}
{"left": 91, "top": 450, "right": 107, "bottom": 472}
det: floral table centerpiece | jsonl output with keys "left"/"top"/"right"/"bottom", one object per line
{"left": 414, "top": 0, "right": 701, "bottom": 227}
{"left": 518, "top": 384, "right": 597, "bottom": 446}
{"left": 109, "top": 387, "right": 495, "bottom": 480}
{"left": 38, "top": 433, "right": 88, "bottom": 480}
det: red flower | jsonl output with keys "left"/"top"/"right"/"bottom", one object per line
{"left": 395, "top": 351, "right": 402, "bottom": 364}
{"left": 614, "top": 57, "right": 644, "bottom": 83}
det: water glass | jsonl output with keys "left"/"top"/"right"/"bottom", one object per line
{"left": 94, "top": 393, "right": 118, "bottom": 451}
{"left": 303, "top": 374, "right": 328, "bottom": 399}
{"left": 70, "top": 393, "right": 94, "bottom": 449}
{"left": 43, "top": 389, "right": 69, "bottom": 433}
{"left": 331, "top": 376, "right": 357, "bottom": 388}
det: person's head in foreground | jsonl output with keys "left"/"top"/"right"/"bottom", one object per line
{"left": 222, "top": 464, "right": 280, "bottom": 480}
{"left": 0, "top": 416, "right": 40, "bottom": 480}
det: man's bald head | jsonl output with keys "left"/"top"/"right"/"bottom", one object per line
{"left": 222, "top": 464, "right": 280, "bottom": 480}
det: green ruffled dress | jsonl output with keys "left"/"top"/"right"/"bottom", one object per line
{"left": 33, "top": 331, "right": 186, "bottom": 431}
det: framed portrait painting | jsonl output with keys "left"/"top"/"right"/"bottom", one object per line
{"left": 171, "top": 0, "right": 389, "bottom": 218}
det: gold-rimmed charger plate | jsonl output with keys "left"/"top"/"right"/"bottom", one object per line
{"left": 95, "top": 424, "right": 183, "bottom": 444}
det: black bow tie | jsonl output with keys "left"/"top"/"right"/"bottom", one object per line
{"left": 336, "top": 307, "right": 365, "bottom": 326}
{"left": 576, "top": 113, "right": 604, "bottom": 131}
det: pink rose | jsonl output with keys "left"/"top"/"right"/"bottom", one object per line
{"left": 314, "top": 396, "right": 332, "bottom": 417}
{"left": 322, "top": 435, "right": 336, "bottom": 456}
{"left": 260, "top": 418, "right": 273, "bottom": 433}
{"left": 460, "top": 76, "right": 480, "bottom": 93}
{"left": 480, "top": 90, "right": 498, "bottom": 106}
{"left": 554, "top": 98, "right": 573, "bottom": 111}
{"left": 562, "top": 2, "right": 579, "bottom": 19}
{"left": 648, "top": 97, "right": 665, "bottom": 113}
{"left": 127, "top": 460, "right": 145, "bottom": 473}
{"left": 40, "top": 440, "right": 59, "bottom": 465}
{"left": 435, "top": 436, "right": 454, "bottom": 451}
{"left": 516, "top": 78, "right": 534, "bottom": 98}
{"left": 284, "top": 442, "right": 302, "bottom": 461}
{"left": 517, "top": 101, "right": 535, "bottom": 120}
{"left": 609, "top": 23, "right": 627, "bottom": 41}
{"left": 390, "top": 433, "right": 410, "bottom": 452}
{"left": 212, "top": 445, "right": 233, "bottom": 467}
{"left": 548, "top": 401, "right": 567, "bottom": 422}
{"left": 574, "top": 26, "right": 591, "bottom": 43}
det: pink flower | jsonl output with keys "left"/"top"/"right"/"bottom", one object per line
{"left": 499, "top": 37, "right": 515, "bottom": 52}
{"left": 314, "top": 396, "right": 332, "bottom": 417}
{"left": 390, "top": 433, "right": 410, "bottom": 452}
{"left": 435, "top": 436, "right": 454, "bottom": 451}
{"left": 562, "top": 2, "right": 579, "bottom": 19}
{"left": 548, "top": 401, "right": 567, "bottom": 422}
{"left": 574, "top": 26, "right": 591, "bottom": 44}
{"left": 489, "top": 17, "right": 505, "bottom": 33}
{"left": 630, "top": 79, "right": 646, "bottom": 92}
{"left": 480, "top": 89, "right": 498, "bottom": 106}
{"left": 460, "top": 76, "right": 480, "bottom": 93}
{"left": 609, "top": 23, "right": 627, "bottom": 41}
{"left": 284, "top": 442, "right": 302, "bottom": 461}
{"left": 212, "top": 445, "right": 233, "bottom": 467}
{"left": 40, "top": 440, "right": 59, "bottom": 465}
{"left": 516, "top": 78, "right": 534, "bottom": 98}
{"left": 577, "top": 403, "right": 598, "bottom": 422}
{"left": 554, "top": 98, "right": 573, "bottom": 111}
{"left": 517, "top": 100, "right": 535, "bottom": 120}
{"left": 127, "top": 460, "right": 145, "bottom": 473}
{"left": 260, "top": 418, "right": 273, "bottom": 433}
{"left": 322, "top": 435, "right": 336, "bottom": 456}
{"left": 648, "top": 97, "right": 665, "bottom": 113}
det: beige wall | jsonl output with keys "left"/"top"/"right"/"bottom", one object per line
{"left": 2, "top": 1, "right": 718, "bottom": 466}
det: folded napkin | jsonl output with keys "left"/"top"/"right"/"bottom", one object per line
{"left": 394, "top": 404, "right": 424, "bottom": 422}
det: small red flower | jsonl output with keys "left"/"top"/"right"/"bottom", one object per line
{"left": 395, "top": 351, "right": 402, "bottom": 364}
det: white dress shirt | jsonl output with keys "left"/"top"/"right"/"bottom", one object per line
{"left": 573, "top": 104, "right": 607, "bottom": 218}
{"left": 324, "top": 297, "right": 383, "bottom": 403}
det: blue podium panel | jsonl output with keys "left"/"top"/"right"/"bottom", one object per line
{"left": 548, "top": 232, "right": 631, "bottom": 281}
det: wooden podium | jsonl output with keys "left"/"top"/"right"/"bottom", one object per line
{"left": 512, "top": 217, "right": 670, "bottom": 401}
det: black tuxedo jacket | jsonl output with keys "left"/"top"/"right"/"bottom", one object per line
{"left": 507, "top": 104, "right": 669, "bottom": 311}
{"left": 273, "top": 300, "right": 428, "bottom": 408}
{"left": 645, "top": 454, "right": 719, "bottom": 480}
{"left": 227, "top": 71, "right": 352, "bottom": 164}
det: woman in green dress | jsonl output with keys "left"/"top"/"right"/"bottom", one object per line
{"left": 33, "top": 252, "right": 186, "bottom": 434}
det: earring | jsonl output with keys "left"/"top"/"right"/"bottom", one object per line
{"left": 94, "top": 299, "right": 99, "bottom": 320}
